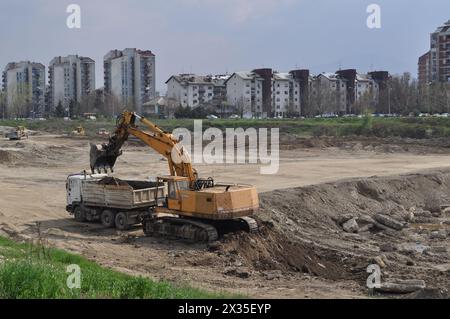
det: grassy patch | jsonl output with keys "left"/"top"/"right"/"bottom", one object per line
{"left": 0, "top": 236, "right": 233, "bottom": 299}
{"left": 2, "top": 116, "right": 450, "bottom": 139}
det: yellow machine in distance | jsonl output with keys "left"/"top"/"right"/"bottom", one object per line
{"left": 6, "top": 126, "right": 28, "bottom": 140}
{"left": 90, "top": 111, "right": 259, "bottom": 241}
{"left": 70, "top": 126, "right": 86, "bottom": 137}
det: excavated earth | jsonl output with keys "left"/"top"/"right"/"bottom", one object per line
{"left": 0, "top": 130, "right": 449, "bottom": 298}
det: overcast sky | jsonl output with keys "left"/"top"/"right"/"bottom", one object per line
{"left": 0, "top": 0, "right": 448, "bottom": 93}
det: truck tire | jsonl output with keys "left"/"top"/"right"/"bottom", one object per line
{"left": 101, "top": 210, "right": 115, "bottom": 228}
{"left": 74, "top": 206, "right": 86, "bottom": 222}
{"left": 115, "top": 212, "right": 130, "bottom": 231}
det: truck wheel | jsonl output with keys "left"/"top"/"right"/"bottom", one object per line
{"left": 101, "top": 210, "right": 115, "bottom": 228}
{"left": 115, "top": 212, "right": 130, "bottom": 231}
{"left": 74, "top": 207, "right": 86, "bottom": 222}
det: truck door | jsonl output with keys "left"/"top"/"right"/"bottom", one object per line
{"left": 67, "top": 178, "right": 82, "bottom": 205}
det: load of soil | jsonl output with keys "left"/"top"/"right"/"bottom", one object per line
{"left": 98, "top": 177, "right": 161, "bottom": 190}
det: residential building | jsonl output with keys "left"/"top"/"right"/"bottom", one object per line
{"left": 430, "top": 20, "right": 450, "bottom": 83}
{"left": 225, "top": 69, "right": 302, "bottom": 118}
{"left": 310, "top": 72, "right": 347, "bottom": 115}
{"left": 48, "top": 55, "right": 95, "bottom": 111}
{"left": 418, "top": 51, "right": 431, "bottom": 86}
{"left": 289, "top": 69, "right": 311, "bottom": 116}
{"left": 104, "top": 48, "right": 156, "bottom": 113}
{"left": 225, "top": 71, "right": 264, "bottom": 118}
{"left": 2, "top": 61, "right": 45, "bottom": 117}
{"left": 356, "top": 74, "right": 379, "bottom": 103}
{"left": 272, "top": 72, "right": 301, "bottom": 117}
{"left": 165, "top": 74, "right": 216, "bottom": 108}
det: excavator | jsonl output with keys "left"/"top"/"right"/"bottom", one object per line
{"left": 90, "top": 111, "right": 259, "bottom": 242}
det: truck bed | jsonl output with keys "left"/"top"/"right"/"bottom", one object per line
{"left": 81, "top": 180, "right": 164, "bottom": 210}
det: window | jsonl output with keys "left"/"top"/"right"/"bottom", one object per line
{"left": 177, "top": 180, "right": 189, "bottom": 191}
{"left": 168, "top": 181, "right": 177, "bottom": 199}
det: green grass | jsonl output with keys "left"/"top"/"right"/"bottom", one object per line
{"left": 2, "top": 116, "right": 450, "bottom": 139}
{"left": 0, "top": 236, "right": 234, "bottom": 299}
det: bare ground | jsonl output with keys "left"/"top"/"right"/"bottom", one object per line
{"left": 0, "top": 133, "right": 449, "bottom": 298}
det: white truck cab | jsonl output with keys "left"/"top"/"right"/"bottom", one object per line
{"left": 66, "top": 173, "right": 107, "bottom": 208}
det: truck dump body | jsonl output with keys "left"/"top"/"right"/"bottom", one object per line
{"left": 81, "top": 177, "right": 164, "bottom": 210}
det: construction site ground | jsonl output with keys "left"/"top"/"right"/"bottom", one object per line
{"left": 0, "top": 129, "right": 449, "bottom": 299}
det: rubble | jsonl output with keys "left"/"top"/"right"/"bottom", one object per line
{"left": 342, "top": 218, "right": 359, "bottom": 233}
{"left": 375, "top": 279, "right": 426, "bottom": 294}
{"left": 374, "top": 214, "right": 405, "bottom": 231}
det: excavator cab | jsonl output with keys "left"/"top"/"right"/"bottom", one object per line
{"left": 157, "top": 176, "right": 190, "bottom": 211}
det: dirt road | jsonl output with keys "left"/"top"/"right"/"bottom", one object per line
{"left": 0, "top": 134, "right": 449, "bottom": 298}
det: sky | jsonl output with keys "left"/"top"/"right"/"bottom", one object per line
{"left": 0, "top": 0, "right": 449, "bottom": 93}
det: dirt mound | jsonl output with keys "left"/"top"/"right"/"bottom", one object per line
{"left": 214, "top": 170, "right": 450, "bottom": 290}
{"left": 0, "top": 150, "right": 22, "bottom": 164}
{"left": 404, "top": 288, "right": 450, "bottom": 299}
{"left": 218, "top": 223, "right": 348, "bottom": 280}
{"left": 279, "top": 135, "right": 450, "bottom": 155}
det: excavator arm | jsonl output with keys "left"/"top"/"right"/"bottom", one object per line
{"left": 90, "top": 111, "right": 197, "bottom": 184}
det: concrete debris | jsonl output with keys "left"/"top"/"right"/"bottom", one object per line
{"left": 342, "top": 218, "right": 359, "bottom": 233}
{"left": 374, "top": 214, "right": 405, "bottom": 231}
{"left": 224, "top": 267, "right": 251, "bottom": 279}
{"left": 430, "top": 231, "right": 447, "bottom": 240}
{"left": 375, "top": 279, "right": 426, "bottom": 294}
{"left": 373, "top": 256, "right": 387, "bottom": 268}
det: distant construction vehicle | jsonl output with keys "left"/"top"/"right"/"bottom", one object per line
{"left": 70, "top": 126, "right": 86, "bottom": 137}
{"left": 6, "top": 126, "right": 28, "bottom": 141}
{"left": 66, "top": 111, "right": 259, "bottom": 242}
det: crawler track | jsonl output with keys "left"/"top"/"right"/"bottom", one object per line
{"left": 143, "top": 217, "right": 219, "bottom": 242}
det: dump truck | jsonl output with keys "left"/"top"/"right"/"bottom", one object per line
{"left": 66, "top": 173, "right": 165, "bottom": 230}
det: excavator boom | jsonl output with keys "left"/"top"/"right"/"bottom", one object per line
{"left": 90, "top": 112, "right": 196, "bottom": 183}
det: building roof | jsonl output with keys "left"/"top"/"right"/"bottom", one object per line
{"left": 356, "top": 74, "right": 372, "bottom": 82}
{"left": 223, "top": 71, "right": 264, "bottom": 85}
{"left": 319, "top": 72, "right": 340, "bottom": 81}
{"left": 166, "top": 74, "right": 231, "bottom": 86}
{"left": 273, "top": 72, "right": 291, "bottom": 81}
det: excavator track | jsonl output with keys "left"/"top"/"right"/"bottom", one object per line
{"left": 239, "top": 217, "right": 259, "bottom": 233}
{"left": 143, "top": 217, "right": 219, "bottom": 242}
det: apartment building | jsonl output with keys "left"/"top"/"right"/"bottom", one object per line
{"left": 225, "top": 69, "right": 302, "bottom": 118}
{"left": 272, "top": 72, "right": 301, "bottom": 117}
{"left": 310, "top": 73, "right": 347, "bottom": 115}
{"left": 2, "top": 61, "right": 45, "bottom": 117}
{"left": 356, "top": 73, "right": 379, "bottom": 103}
{"left": 309, "top": 70, "right": 386, "bottom": 115}
{"left": 420, "top": 20, "right": 450, "bottom": 84}
{"left": 418, "top": 51, "right": 432, "bottom": 86}
{"left": 165, "top": 74, "right": 216, "bottom": 108}
{"left": 225, "top": 71, "right": 264, "bottom": 118}
{"left": 104, "top": 48, "right": 156, "bottom": 113}
{"left": 48, "top": 55, "right": 95, "bottom": 110}
{"left": 431, "top": 20, "right": 450, "bottom": 83}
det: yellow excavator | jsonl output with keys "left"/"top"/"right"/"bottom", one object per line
{"left": 90, "top": 111, "right": 259, "bottom": 241}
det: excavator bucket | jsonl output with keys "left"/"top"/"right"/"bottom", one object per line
{"left": 89, "top": 143, "right": 121, "bottom": 173}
